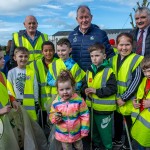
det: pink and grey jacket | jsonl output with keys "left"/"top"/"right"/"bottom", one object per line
{"left": 49, "top": 93, "right": 89, "bottom": 143}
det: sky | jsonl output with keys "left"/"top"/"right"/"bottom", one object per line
{"left": 0, "top": 0, "right": 149, "bottom": 45}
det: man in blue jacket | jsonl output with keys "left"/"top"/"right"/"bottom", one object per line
{"left": 68, "top": 5, "right": 115, "bottom": 71}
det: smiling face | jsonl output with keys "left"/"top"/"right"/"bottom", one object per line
{"left": 0, "top": 51, "right": 5, "bottom": 69}
{"left": 57, "top": 80, "right": 73, "bottom": 101}
{"left": 14, "top": 51, "right": 29, "bottom": 68}
{"left": 24, "top": 16, "right": 38, "bottom": 35}
{"left": 117, "top": 36, "right": 132, "bottom": 59}
{"left": 56, "top": 44, "right": 71, "bottom": 61}
{"left": 135, "top": 10, "right": 150, "bottom": 30}
{"left": 143, "top": 68, "right": 150, "bottom": 79}
{"left": 76, "top": 6, "right": 92, "bottom": 33}
{"left": 90, "top": 50, "right": 106, "bottom": 66}
{"left": 42, "top": 44, "right": 55, "bottom": 63}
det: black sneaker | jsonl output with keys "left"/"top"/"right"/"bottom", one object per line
{"left": 112, "top": 139, "right": 123, "bottom": 146}
{"left": 119, "top": 145, "right": 130, "bottom": 150}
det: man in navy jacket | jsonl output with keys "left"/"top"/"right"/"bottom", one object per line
{"left": 68, "top": 5, "right": 115, "bottom": 71}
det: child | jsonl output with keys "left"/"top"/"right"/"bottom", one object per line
{"left": 47, "top": 38, "right": 85, "bottom": 100}
{"left": 0, "top": 48, "right": 20, "bottom": 150}
{"left": 109, "top": 33, "right": 143, "bottom": 150}
{"left": 131, "top": 55, "right": 150, "bottom": 150}
{"left": 0, "top": 48, "right": 12, "bottom": 117}
{"left": 30, "top": 41, "right": 57, "bottom": 127}
{"left": 1, "top": 40, "right": 12, "bottom": 77}
{"left": 49, "top": 70, "right": 89, "bottom": 150}
{"left": 81, "top": 43, "right": 117, "bottom": 150}
{"left": 7, "top": 46, "right": 39, "bottom": 121}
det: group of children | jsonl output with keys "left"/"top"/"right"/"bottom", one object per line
{"left": 0, "top": 32, "right": 150, "bottom": 150}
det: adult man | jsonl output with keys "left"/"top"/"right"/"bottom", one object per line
{"left": 10, "top": 15, "right": 48, "bottom": 67}
{"left": 68, "top": 5, "right": 114, "bottom": 71}
{"left": 130, "top": 7, "right": 150, "bottom": 56}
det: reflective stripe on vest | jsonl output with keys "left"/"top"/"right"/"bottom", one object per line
{"left": 117, "top": 55, "right": 141, "bottom": 87}
{"left": 132, "top": 112, "right": 150, "bottom": 128}
{"left": 86, "top": 68, "right": 116, "bottom": 111}
{"left": 14, "top": 32, "right": 48, "bottom": 62}
{"left": 111, "top": 54, "right": 143, "bottom": 115}
{"left": 23, "top": 66, "right": 37, "bottom": 120}
{"left": 87, "top": 97, "right": 115, "bottom": 105}
{"left": 86, "top": 68, "right": 109, "bottom": 87}
{"left": 52, "top": 61, "right": 57, "bottom": 79}
{"left": 18, "top": 33, "right": 46, "bottom": 46}
{"left": 32, "top": 58, "right": 57, "bottom": 110}
{"left": 24, "top": 94, "right": 34, "bottom": 99}
{"left": 50, "top": 59, "right": 85, "bottom": 97}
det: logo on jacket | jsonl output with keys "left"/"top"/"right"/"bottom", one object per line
{"left": 90, "top": 36, "right": 94, "bottom": 40}
{"left": 89, "top": 78, "right": 92, "bottom": 83}
{"left": 101, "top": 116, "right": 111, "bottom": 129}
{"left": 73, "top": 36, "right": 77, "bottom": 42}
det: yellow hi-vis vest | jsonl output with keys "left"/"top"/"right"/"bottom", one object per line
{"left": 30, "top": 57, "right": 57, "bottom": 110}
{"left": 0, "top": 72, "right": 10, "bottom": 109}
{"left": 110, "top": 53, "right": 143, "bottom": 115}
{"left": 131, "top": 77, "right": 150, "bottom": 147}
{"left": 48, "top": 58, "right": 85, "bottom": 98}
{"left": 13, "top": 32, "right": 48, "bottom": 64}
{"left": 7, "top": 66, "right": 37, "bottom": 120}
{"left": 86, "top": 68, "right": 116, "bottom": 111}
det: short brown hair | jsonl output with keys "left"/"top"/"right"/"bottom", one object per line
{"left": 140, "top": 55, "right": 150, "bottom": 70}
{"left": 88, "top": 43, "right": 105, "bottom": 54}
{"left": 14, "top": 47, "right": 29, "bottom": 56}
{"left": 57, "top": 38, "right": 71, "bottom": 48}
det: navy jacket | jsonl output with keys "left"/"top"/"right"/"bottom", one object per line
{"left": 68, "top": 24, "right": 115, "bottom": 71}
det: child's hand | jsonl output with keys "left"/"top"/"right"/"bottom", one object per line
{"left": 85, "top": 88, "right": 96, "bottom": 95}
{"left": 117, "top": 98, "right": 125, "bottom": 106}
{"left": 143, "top": 99, "right": 150, "bottom": 108}
{"left": 0, "top": 105, "right": 12, "bottom": 115}
{"left": 55, "top": 112, "right": 63, "bottom": 123}
{"left": 133, "top": 99, "right": 140, "bottom": 109}
{"left": 12, "top": 101, "right": 20, "bottom": 110}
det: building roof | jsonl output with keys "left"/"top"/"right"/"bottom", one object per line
{"left": 52, "top": 28, "right": 132, "bottom": 36}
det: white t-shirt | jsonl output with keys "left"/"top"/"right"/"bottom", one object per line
{"left": 7, "top": 67, "right": 38, "bottom": 102}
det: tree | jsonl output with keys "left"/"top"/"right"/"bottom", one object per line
{"left": 129, "top": 0, "right": 150, "bottom": 28}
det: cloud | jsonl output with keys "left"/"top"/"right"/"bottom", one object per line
{"left": 54, "top": 0, "right": 94, "bottom": 5}
{"left": 100, "top": 0, "right": 138, "bottom": 7}
{"left": 68, "top": 11, "right": 76, "bottom": 19}
{"left": 0, "top": 0, "right": 49, "bottom": 12}
{"left": 42, "top": 4, "right": 62, "bottom": 9}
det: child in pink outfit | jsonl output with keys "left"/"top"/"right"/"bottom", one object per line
{"left": 49, "top": 70, "right": 89, "bottom": 150}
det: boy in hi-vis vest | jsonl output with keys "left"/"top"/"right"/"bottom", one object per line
{"left": 30, "top": 41, "right": 57, "bottom": 129}
{"left": 47, "top": 38, "right": 85, "bottom": 100}
{"left": 131, "top": 55, "right": 150, "bottom": 150}
{"left": 7, "top": 47, "right": 39, "bottom": 121}
{"left": 82, "top": 43, "right": 117, "bottom": 150}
